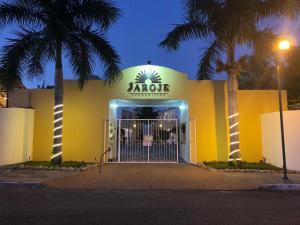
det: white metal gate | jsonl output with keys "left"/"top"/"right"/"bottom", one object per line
{"left": 108, "top": 119, "right": 178, "bottom": 163}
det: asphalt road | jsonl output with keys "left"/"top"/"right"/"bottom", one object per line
{"left": 1, "top": 189, "right": 300, "bottom": 225}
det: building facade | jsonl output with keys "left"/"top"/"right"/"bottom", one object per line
{"left": 9, "top": 65, "right": 287, "bottom": 163}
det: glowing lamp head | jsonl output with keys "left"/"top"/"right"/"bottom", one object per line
{"left": 278, "top": 39, "right": 291, "bottom": 51}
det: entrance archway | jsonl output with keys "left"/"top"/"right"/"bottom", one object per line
{"left": 107, "top": 100, "right": 189, "bottom": 163}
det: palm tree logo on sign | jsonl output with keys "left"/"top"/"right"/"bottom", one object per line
{"left": 135, "top": 70, "right": 161, "bottom": 83}
{"left": 127, "top": 69, "right": 170, "bottom": 96}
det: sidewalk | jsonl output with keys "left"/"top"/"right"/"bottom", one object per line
{"left": 41, "top": 163, "right": 300, "bottom": 190}
{"left": 2, "top": 164, "right": 300, "bottom": 190}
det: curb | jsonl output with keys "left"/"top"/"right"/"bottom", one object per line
{"left": 0, "top": 182, "right": 45, "bottom": 189}
{"left": 258, "top": 184, "right": 300, "bottom": 191}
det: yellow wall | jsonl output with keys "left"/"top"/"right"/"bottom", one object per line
{"left": 62, "top": 81, "right": 109, "bottom": 162}
{"left": 9, "top": 65, "right": 286, "bottom": 162}
{"left": 30, "top": 90, "right": 54, "bottom": 160}
{"left": 187, "top": 81, "right": 219, "bottom": 162}
{"left": 237, "top": 90, "right": 287, "bottom": 162}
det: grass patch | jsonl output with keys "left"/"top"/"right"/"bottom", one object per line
{"left": 203, "top": 161, "right": 281, "bottom": 171}
{"left": 21, "top": 161, "right": 92, "bottom": 168}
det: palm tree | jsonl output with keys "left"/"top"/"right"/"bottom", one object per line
{"left": 160, "top": 0, "right": 298, "bottom": 162}
{"left": 239, "top": 46, "right": 300, "bottom": 101}
{"left": 238, "top": 55, "right": 277, "bottom": 90}
{"left": 0, "top": 0, "right": 122, "bottom": 164}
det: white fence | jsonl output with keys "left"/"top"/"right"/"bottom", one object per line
{"left": 0, "top": 108, "right": 34, "bottom": 166}
{"left": 261, "top": 110, "right": 300, "bottom": 171}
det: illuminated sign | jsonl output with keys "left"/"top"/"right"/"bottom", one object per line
{"left": 127, "top": 69, "right": 170, "bottom": 96}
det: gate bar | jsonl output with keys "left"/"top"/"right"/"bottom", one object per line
{"left": 118, "top": 120, "right": 121, "bottom": 162}
{"left": 176, "top": 119, "right": 179, "bottom": 163}
{"left": 147, "top": 120, "right": 150, "bottom": 162}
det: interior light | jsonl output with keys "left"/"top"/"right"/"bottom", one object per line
{"left": 179, "top": 105, "right": 186, "bottom": 110}
{"left": 110, "top": 103, "right": 118, "bottom": 109}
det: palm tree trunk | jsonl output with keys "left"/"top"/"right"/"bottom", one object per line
{"left": 227, "top": 43, "right": 241, "bottom": 162}
{"left": 51, "top": 45, "right": 63, "bottom": 165}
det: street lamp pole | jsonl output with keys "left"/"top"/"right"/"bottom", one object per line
{"left": 5, "top": 72, "right": 9, "bottom": 108}
{"left": 276, "top": 63, "right": 288, "bottom": 180}
{"left": 275, "top": 38, "right": 292, "bottom": 180}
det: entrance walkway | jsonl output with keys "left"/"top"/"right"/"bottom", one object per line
{"left": 44, "top": 164, "right": 300, "bottom": 190}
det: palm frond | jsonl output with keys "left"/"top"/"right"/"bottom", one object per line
{"left": 70, "top": 0, "right": 121, "bottom": 30}
{"left": 0, "top": 28, "right": 42, "bottom": 90}
{"left": 236, "top": 55, "right": 251, "bottom": 75}
{"left": 160, "top": 21, "right": 212, "bottom": 50}
{"left": 237, "top": 55, "right": 250, "bottom": 67}
{"left": 247, "top": 27, "right": 277, "bottom": 58}
{"left": 238, "top": 54, "right": 277, "bottom": 89}
{"left": 0, "top": 0, "right": 122, "bottom": 89}
{"left": 256, "top": 0, "right": 299, "bottom": 20}
{"left": 197, "top": 40, "right": 225, "bottom": 80}
{"left": 79, "top": 29, "right": 121, "bottom": 84}
{"left": 27, "top": 36, "right": 54, "bottom": 79}
{"left": 185, "top": 0, "right": 220, "bottom": 21}
{"left": 216, "top": 59, "right": 227, "bottom": 73}
{"left": 65, "top": 35, "right": 94, "bottom": 88}
{"left": 0, "top": 0, "right": 45, "bottom": 29}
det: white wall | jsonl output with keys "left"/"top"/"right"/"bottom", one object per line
{"left": 261, "top": 111, "right": 300, "bottom": 171}
{"left": 0, "top": 108, "right": 34, "bottom": 166}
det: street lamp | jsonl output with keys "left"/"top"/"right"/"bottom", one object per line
{"left": 276, "top": 38, "right": 291, "bottom": 180}
{"left": 278, "top": 40, "right": 291, "bottom": 51}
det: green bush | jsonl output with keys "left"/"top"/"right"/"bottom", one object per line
{"left": 203, "top": 161, "right": 281, "bottom": 170}
{"left": 22, "top": 161, "right": 92, "bottom": 168}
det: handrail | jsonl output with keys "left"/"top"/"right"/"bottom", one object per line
{"left": 99, "top": 147, "right": 111, "bottom": 173}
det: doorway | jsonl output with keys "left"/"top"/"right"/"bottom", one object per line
{"left": 107, "top": 100, "right": 189, "bottom": 163}
{"left": 117, "top": 119, "right": 178, "bottom": 162}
